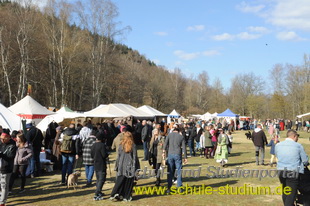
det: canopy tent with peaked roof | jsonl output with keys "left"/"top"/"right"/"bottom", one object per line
{"left": 37, "top": 106, "right": 86, "bottom": 131}
{"left": 217, "top": 109, "right": 239, "bottom": 117}
{"left": 84, "top": 104, "right": 107, "bottom": 115}
{"left": 137, "top": 105, "right": 167, "bottom": 123}
{"left": 56, "top": 106, "right": 73, "bottom": 113}
{"left": 137, "top": 105, "right": 167, "bottom": 116}
{"left": 217, "top": 108, "right": 239, "bottom": 130}
{"left": 0, "top": 103, "right": 22, "bottom": 131}
{"left": 9, "top": 95, "right": 54, "bottom": 125}
{"left": 168, "top": 109, "right": 181, "bottom": 118}
{"left": 200, "top": 112, "right": 218, "bottom": 121}
{"left": 85, "top": 103, "right": 152, "bottom": 118}
{"left": 297, "top": 112, "right": 310, "bottom": 119}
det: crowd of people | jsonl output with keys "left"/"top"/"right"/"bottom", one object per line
{"left": 0, "top": 116, "right": 309, "bottom": 205}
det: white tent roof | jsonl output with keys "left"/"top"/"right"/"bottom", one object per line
{"left": 0, "top": 103, "right": 22, "bottom": 131}
{"left": 37, "top": 112, "right": 86, "bottom": 131}
{"left": 169, "top": 109, "right": 181, "bottom": 117}
{"left": 297, "top": 112, "right": 310, "bottom": 119}
{"left": 85, "top": 103, "right": 152, "bottom": 118}
{"left": 9, "top": 95, "right": 54, "bottom": 115}
{"left": 85, "top": 104, "right": 107, "bottom": 115}
{"left": 137, "top": 105, "right": 166, "bottom": 116}
{"left": 57, "top": 106, "right": 74, "bottom": 113}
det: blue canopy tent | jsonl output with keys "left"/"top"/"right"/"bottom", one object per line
{"left": 217, "top": 109, "right": 239, "bottom": 130}
{"left": 217, "top": 109, "right": 239, "bottom": 118}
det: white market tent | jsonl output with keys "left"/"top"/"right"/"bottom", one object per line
{"left": 9, "top": 95, "right": 54, "bottom": 125}
{"left": 137, "top": 105, "right": 167, "bottom": 116}
{"left": 168, "top": 109, "right": 181, "bottom": 118}
{"left": 85, "top": 103, "right": 152, "bottom": 118}
{"left": 200, "top": 112, "right": 218, "bottom": 121}
{"left": 84, "top": 104, "right": 107, "bottom": 115}
{"left": 56, "top": 106, "right": 74, "bottom": 113}
{"left": 297, "top": 112, "right": 310, "bottom": 119}
{"left": 37, "top": 106, "right": 86, "bottom": 131}
{"left": 0, "top": 103, "right": 22, "bottom": 131}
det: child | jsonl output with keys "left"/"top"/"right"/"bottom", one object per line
{"left": 91, "top": 132, "right": 108, "bottom": 201}
{"left": 266, "top": 134, "right": 279, "bottom": 167}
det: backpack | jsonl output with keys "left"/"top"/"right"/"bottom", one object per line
{"left": 60, "top": 135, "right": 73, "bottom": 153}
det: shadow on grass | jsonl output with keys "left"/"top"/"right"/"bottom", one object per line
{"left": 228, "top": 151, "right": 250, "bottom": 157}
{"left": 10, "top": 183, "right": 96, "bottom": 205}
{"left": 227, "top": 161, "right": 256, "bottom": 167}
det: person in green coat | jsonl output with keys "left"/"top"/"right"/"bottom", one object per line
{"left": 202, "top": 125, "right": 213, "bottom": 159}
{"left": 214, "top": 128, "right": 229, "bottom": 167}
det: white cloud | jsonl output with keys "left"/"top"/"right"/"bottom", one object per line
{"left": 152, "top": 59, "right": 160, "bottom": 64}
{"left": 236, "top": 1, "right": 265, "bottom": 13}
{"left": 237, "top": 32, "right": 261, "bottom": 40}
{"left": 202, "top": 50, "right": 221, "bottom": 56}
{"left": 247, "top": 26, "right": 270, "bottom": 33}
{"left": 212, "top": 33, "right": 235, "bottom": 41}
{"left": 187, "top": 25, "right": 205, "bottom": 31}
{"left": 154, "top": 32, "right": 168, "bottom": 36}
{"left": 175, "top": 61, "right": 185, "bottom": 66}
{"left": 174, "top": 50, "right": 200, "bottom": 60}
{"left": 276, "top": 31, "right": 306, "bottom": 41}
{"left": 267, "top": 0, "right": 310, "bottom": 31}
{"left": 174, "top": 50, "right": 220, "bottom": 60}
{"left": 166, "top": 42, "right": 174, "bottom": 47}
{"left": 236, "top": 0, "right": 310, "bottom": 31}
{"left": 212, "top": 32, "right": 261, "bottom": 41}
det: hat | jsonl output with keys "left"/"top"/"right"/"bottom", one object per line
{"left": 26, "top": 123, "right": 33, "bottom": 129}
{"left": 96, "top": 132, "right": 105, "bottom": 141}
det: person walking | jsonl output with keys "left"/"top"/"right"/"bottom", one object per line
{"left": 56, "top": 124, "right": 80, "bottom": 185}
{"left": 9, "top": 133, "right": 33, "bottom": 193}
{"left": 149, "top": 128, "right": 165, "bottom": 186}
{"left": 0, "top": 132, "right": 17, "bottom": 206}
{"left": 91, "top": 132, "right": 109, "bottom": 201}
{"left": 214, "top": 129, "right": 229, "bottom": 167}
{"left": 25, "top": 123, "right": 44, "bottom": 178}
{"left": 110, "top": 132, "right": 140, "bottom": 202}
{"left": 251, "top": 124, "right": 268, "bottom": 165}
{"left": 82, "top": 128, "right": 97, "bottom": 187}
{"left": 266, "top": 134, "right": 279, "bottom": 167}
{"left": 275, "top": 129, "right": 309, "bottom": 206}
{"left": 202, "top": 126, "right": 213, "bottom": 159}
{"left": 141, "top": 120, "right": 151, "bottom": 161}
{"left": 163, "top": 128, "right": 187, "bottom": 192}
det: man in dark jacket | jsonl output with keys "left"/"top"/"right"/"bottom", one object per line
{"left": 251, "top": 124, "right": 268, "bottom": 165}
{"left": 141, "top": 120, "right": 151, "bottom": 161}
{"left": 188, "top": 123, "right": 203, "bottom": 157}
{"left": 91, "top": 132, "right": 108, "bottom": 201}
{"left": 0, "top": 132, "right": 17, "bottom": 206}
{"left": 26, "top": 123, "right": 44, "bottom": 178}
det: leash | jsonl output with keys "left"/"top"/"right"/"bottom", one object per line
{"left": 73, "top": 156, "right": 83, "bottom": 173}
{"left": 107, "top": 156, "right": 112, "bottom": 177}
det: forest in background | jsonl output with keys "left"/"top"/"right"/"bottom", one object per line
{"left": 0, "top": 0, "right": 310, "bottom": 119}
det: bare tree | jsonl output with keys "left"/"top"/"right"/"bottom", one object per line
{"left": 0, "top": 26, "right": 13, "bottom": 105}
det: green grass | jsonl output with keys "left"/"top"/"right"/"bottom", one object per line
{"left": 8, "top": 130, "right": 310, "bottom": 206}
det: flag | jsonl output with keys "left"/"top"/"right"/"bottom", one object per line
{"left": 27, "top": 84, "right": 32, "bottom": 95}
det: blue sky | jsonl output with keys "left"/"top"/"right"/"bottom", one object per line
{"left": 113, "top": 0, "right": 310, "bottom": 89}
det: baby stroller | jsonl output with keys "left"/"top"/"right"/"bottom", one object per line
{"left": 296, "top": 166, "right": 310, "bottom": 206}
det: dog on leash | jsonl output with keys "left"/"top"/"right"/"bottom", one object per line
{"left": 245, "top": 131, "right": 252, "bottom": 140}
{"left": 67, "top": 171, "right": 81, "bottom": 190}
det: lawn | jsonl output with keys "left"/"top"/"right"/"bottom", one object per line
{"left": 8, "top": 130, "right": 310, "bottom": 206}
